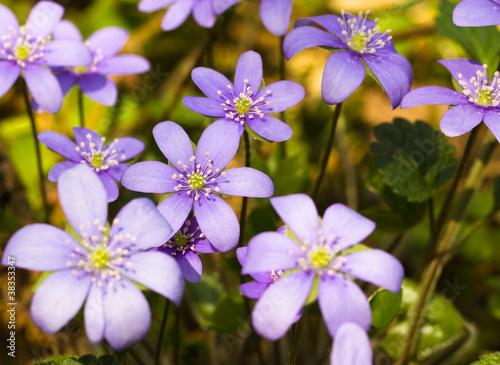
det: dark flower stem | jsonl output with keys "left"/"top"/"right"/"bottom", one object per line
{"left": 428, "top": 197, "right": 435, "bottom": 238}
{"left": 279, "top": 35, "right": 287, "bottom": 159}
{"left": 154, "top": 299, "right": 171, "bottom": 365}
{"left": 78, "top": 89, "right": 85, "bottom": 127}
{"left": 127, "top": 348, "right": 147, "bottom": 365}
{"left": 238, "top": 130, "right": 251, "bottom": 247}
{"left": 423, "top": 126, "right": 480, "bottom": 261}
{"left": 21, "top": 78, "right": 49, "bottom": 223}
{"left": 288, "top": 307, "right": 308, "bottom": 365}
{"left": 396, "top": 136, "right": 496, "bottom": 365}
{"left": 312, "top": 103, "right": 343, "bottom": 199}
{"left": 174, "top": 306, "right": 180, "bottom": 365}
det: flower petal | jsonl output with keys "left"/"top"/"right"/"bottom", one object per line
{"left": 161, "top": 0, "right": 196, "bottom": 31}
{"left": 247, "top": 115, "right": 293, "bottom": 142}
{"left": 484, "top": 108, "right": 500, "bottom": 142}
{"left": 110, "top": 137, "right": 145, "bottom": 161}
{"left": 270, "top": 194, "right": 319, "bottom": 246}
{"left": 79, "top": 74, "right": 118, "bottom": 106}
{"left": 294, "top": 14, "right": 344, "bottom": 39}
{"left": 23, "top": 63, "right": 63, "bottom": 114}
{"left": 177, "top": 251, "right": 202, "bottom": 283}
{"left": 109, "top": 198, "right": 172, "bottom": 252}
{"left": 195, "top": 119, "right": 240, "bottom": 172}
{"left": 103, "top": 279, "right": 151, "bottom": 351}
{"left": 121, "top": 161, "right": 179, "bottom": 193}
{"left": 237, "top": 247, "right": 273, "bottom": 283}
{"left": 331, "top": 323, "right": 372, "bottom": 364}
{"left": 97, "top": 55, "right": 150, "bottom": 75}
{"left": 318, "top": 275, "right": 371, "bottom": 336}
{"left": 26, "top": 1, "right": 64, "bottom": 38}
{"left": 87, "top": 27, "right": 129, "bottom": 57}
{"left": 191, "top": 67, "right": 234, "bottom": 100}
{"left": 321, "top": 203, "right": 375, "bottom": 252}
{"left": 38, "top": 130, "right": 80, "bottom": 161}
{"left": 342, "top": 249, "right": 404, "bottom": 293}
{"left": 437, "top": 58, "right": 482, "bottom": 90}
{"left": 363, "top": 52, "right": 413, "bottom": 109}
{"left": 234, "top": 51, "right": 263, "bottom": 95}
{"left": 194, "top": 193, "right": 239, "bottom": 252}
{"left": 107, "top": 164, "right": 129, "bottom": 181}
{"left": 257, "top": 80, "right": 305, "bottom": 114}
{"left": 58, "top": 164, "right": 108, "bottom": 240}
{"left": 322, "top": 50, "right": 365, "bottom": 105}
{"left": 283, "top": 26, "right": 345, "bottom": 60}
{"left": 41, "top": 40, "right": 92, "bottom": 67}
{"left": 215, "top": 167, "right": 274, "bottom": 197}
{"left": 0, "top": 62, "right": 21, "bottom": 98}
{"left": 98, "top": 173, "right": 119, "bottom": 202}
{"left": 183, "top": 96, "right": 226, "bottom": 117}
{"left": 439, "top": 104, "right": 484, "bottom": 137}
{"left": 157, "top": 192, "right": 193, "bottom": 240}
{"left": 53, "top": 20, "right": 82, "bottom": 41}
{"left": 453, "top": 0, "right": 500, "bottom": 27}
{"left": 242, "top": 232, "right": 300, "bottom": 274}
{"left": 31, "top": 270, "right": 92, "bottom": 334}
{"left": 213, "top": 0, "right": 242, "bottom": 14}
{"left": 240, "top": 282, "right": 269, "bottom": 299}
{"left": 401, "top": 86, "right": 469, "bottom": 108}
{"left": 192, "top": 0, "right": 216, "bottom": 28}
{"left": 1, "top": 224, "right": 82, "bottom": 271}
{"left": 72, "top": 127, "right": 102, "bottom": 151}
{"left": 48, "top": 161, "right": 79, "bottom": 181}
{"left": 84, "top": 283, "right": 105, "bottom": 344}
{"left": 138, "top": 0, "right": 174, "bottom": 13}
{"left": 252, "top": 270, "right": 314, "bottom": 340}
{"left": 55, "top": 72, "right": 78, "bottom": 96}
{"left": 153, "top": 121, "right": 195, "bottom": 167}
{"left": 260, "top": 0, "right": 292, "bottom": 36}
{"left": 0, "top": 4, "right": 19, "bottom": 36}
{"left": 118, "top": 251, "right": 184, "bottom": 305}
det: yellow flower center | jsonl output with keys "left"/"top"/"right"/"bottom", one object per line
{"left": 174, "top": 232, "right": 188, "bottom": 247}
{"left": 91, "top": 153, "right": 105, "bottom": 168}
{"left": 189, "top": 173, "right": 206, "bottom": 190}
{"left": 15, "top": 45, "right": 31, "bottom": 60}
{"left": 235, "top": 96, "right": 252, "bottom": 114}
{"left": 90, "top": 247, "right": 110, "bottom": 269}
{"left": 310, "top": 248, "right": 332, "bottom": 268}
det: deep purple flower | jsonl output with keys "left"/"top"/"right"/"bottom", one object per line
{"left": 0, "top": 1, "right": 91, "bottom": 113}
{"left": 1, "top": 164, "right": 184, "bottom": 351}
{"left": 283, "top": 11, "right": 413, "bottom": 108}
{"left": 242, "top": 194, "right": 404, "bottom": 340}
{"left": 401, "top": 59, "right": 500, "bottom": 141}
{"left": 453, "top": 0, "right": 500, "bottom": 26}
{"left": 121, "top": 121, "right": 274, "bottom": 252}
{"left": 38, "top": 127, "right": 145, "bottom": 202}
{"left": 138, "top": 0, "right": 217, "bottom": 31}
{"left": 183, "top": 51, "right": 305, "bottom": 142}
{"left": 158, "top": 217, "right": 218, "bottom": 283}
{"left": 51, "top": 20, "right": 150, "bottom": 106}
{"left": 213, "top": 0, "right": 292, "bottom": 36}
{"left": 330, "top": 323, "right": 372, "bottom": 365}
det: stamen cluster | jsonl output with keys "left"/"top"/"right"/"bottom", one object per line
{"left": 163, "top": 220, "right": 204, "bottom": 256}
{"left": 338, "top": 10, "right": 392, "bottom": 54}
{"left": 218, "top": 79, "right": 272, "bottom": 125}
{"left": 172, "top": 152, "right": 223, "bottom": 201}
{"left": 1, "top": 25, "right": 50, "bottom": 67}
{"left": 458, "top": 64, "right": 500, "bottom": 107}
{"left": 76, "top": 134, "right": 124, "bottom": 172}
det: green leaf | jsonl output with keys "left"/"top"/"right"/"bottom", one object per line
{"left": 33, "top": 355, "right": 80, "bottom": 365}
{"left": 33, "top": 271, "right": 52, "bottom": 292}
{"left": 371, "top": 118, "right": 456, "bottom": 203}
{"left": 96, "top": 355, "right": 120, "bottom": 365}
{"left": 436, "top": 1, "right": 500, "bottom": 69}
{"left": 380, "top": 279, "right": 467, "bottom": 362}
{"left": 208, "top": 290, "right": 247, "bottom": 334}
{"left": 471, "top": 352, "right": 500, "bottom": 365}
{"left": 369, "top": 288, "right": 402, "bottom": 330}
{"left": 75, "top": 355, "right": 99, "bottom": 365}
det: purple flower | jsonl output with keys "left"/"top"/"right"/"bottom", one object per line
{"left": 138, "top": 0, "right": 217, "bottom": 31}
{"left": 38, "top": 127, "right": 145, "bottom": 202}
{"left": 1, "top": 164, "right": 184, "bottom": 351}
{"left": 121, "top": 121, "right": 274, "bottom": 253}
{"left": 283, "top": 11, "right": 413, "bottom": 108}
{"left": 158, "top": 217, "right": 218, "bottom": 283}
{"left": 0, "top": 1, "right": 91, "bottom": 113}
{"left": 242, "top": 194, "right": 404, "bottom": 340}
{"left": 213, "top": 0, "right": 292, "bottom": 36}
{"left": 51, "top": 20, "right": 150, "bottom": 106}
{"left": 453, "top": 0, "right": 500, "bottom": 27}
{"left": 401, "top": 59, "right": 500, "bottom": 141}
{"left": 330, "top": 323, "right": 372, "bottom": 365}
{"left": 183, "top": 51, "right": 305, "bottom": 142}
